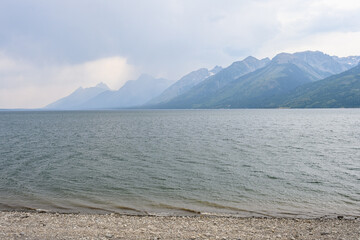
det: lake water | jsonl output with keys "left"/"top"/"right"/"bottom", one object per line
{"left": 0, "top": 109, "right": 359, "bottom": 218}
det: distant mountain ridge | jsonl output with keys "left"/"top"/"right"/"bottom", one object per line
{"left": 79, "top": 74, "right": 172, "bottom": 109}
{"left": 45, "top": 83, "right": 110, "bottom": 110}
{"left": 274, "top": 64, "right": 360, "bottom": 108}
{"left": 200, "top": 62, "right": 317, "bottom": 108}
{"left": 148, "top": 51, "right": 360, "bottom": 109}
{"left": 332, "top": 55, "right": 360, "bottom": 68}
{"left": 46, "top": 75, "right": 172, "bottom": 110}
{"left": 147, "top": 66, "right": 222, "bottom": 105}
{"left": 45, "top": 50, "right": 360, "bottom": 110}
{"left": 148, "top": 56, "right": 271, "bottom": 108}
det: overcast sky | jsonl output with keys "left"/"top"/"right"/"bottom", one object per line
{"left": 1, "top": 0, "right": 360, "bottom": 108}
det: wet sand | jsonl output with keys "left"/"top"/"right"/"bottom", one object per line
{"left": 0, "top": 211, "right": 359, "bottom": 239}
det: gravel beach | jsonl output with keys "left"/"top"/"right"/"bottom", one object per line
{"left": 0, "top": 211, "right": 359, "bottom": 239}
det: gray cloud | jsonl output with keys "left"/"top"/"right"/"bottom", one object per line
{"left": 0, "top": 0, "right": 281, "bottom": 77}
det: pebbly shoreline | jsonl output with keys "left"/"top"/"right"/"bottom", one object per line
{"left": 0, "top": 211, "right": 359, "bottom": 239}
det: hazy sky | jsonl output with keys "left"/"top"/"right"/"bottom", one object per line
{"left": 1, "top": 0, "right": 360, "bottom": 108}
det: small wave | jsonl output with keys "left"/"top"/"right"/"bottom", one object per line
{"left": 194, "top": 200, "right": 238, "bottom": 210}
{"left": 347, "top": 167, "right": 360, "bottom": 171}
{"left": 342, "top": 200, "right": 357, "bottom": 206}
{"left": 241, "top": 164, "right": 251, "bottom": 168}
{"left": 192, "top": 200, "right": 273, "bottom": 217}
{"left": 338, "top": 193, "right": 359, "bottom": 202}
{"left": 0, "top": 202, "right": 37, "bottom": 212}
{"left": 149, "top": 203, "right": 201, "bottom": 215}
{"left": 266, "top": 175, "right": 283, "bottom": 180}
{"left": 112, "top": 205, "right": 148, "bottom": 215}
{"left": 0, "top": 201, "right": 72, "bottom": 213}
{"left": 306, "top": 181, "right": 322, "bottom": 184}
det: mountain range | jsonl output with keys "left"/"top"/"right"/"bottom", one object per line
{"left": 147, "top": 66, "right": 223, "bottom": 105}
{"left": 274, "top": 64, "right": 360, "bottom": 108}
{"left": 45, "top": 83, "right": 110, "bottom": 110}
{"left": 147, "top": 51, "right": 360, "bottom": 109}
{"left": 45, "top": 74, "right": 172, "bottom": 110}
{"left": 45, "top": 51, "right": 360, "bottom": 109}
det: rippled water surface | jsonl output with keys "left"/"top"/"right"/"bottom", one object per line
{"left": 0, "top": 109, "right": 359, "bottom": 217}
